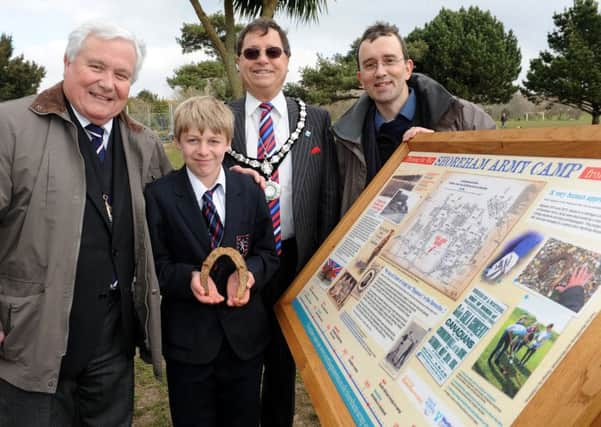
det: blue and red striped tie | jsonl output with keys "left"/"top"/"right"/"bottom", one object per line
{"left": 202, "top": 185, "right": 223, "bottom": 249}
{"left": 258, "top": 102, "right": 282, "bottom": 255}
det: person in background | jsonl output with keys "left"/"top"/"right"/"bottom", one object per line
{"left": 488, "top": 322, "right": 528, "bottom": 370}
{"left": 519, "top": 323, "right": 554, "bottom": 366}
{"left": 501, "top": 111, "right": 508, "bottom": 128}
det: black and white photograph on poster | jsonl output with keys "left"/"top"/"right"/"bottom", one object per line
{"left": 380, "top": 189, "right": 410, "bottom": 224}
{"left": 381, "top": 319, "right": 429, "bottom": 378}
{"left": 516, "top": 237, "right": 601, "bottom": 313}
{"left": 379, "top": 174, "right": 422, "bottom": 198}
{"left": 327, "top": 271, "right": 357, "bottom": 310}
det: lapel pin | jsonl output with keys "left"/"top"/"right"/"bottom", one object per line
{"left": 304, "top": 130, "right": 312, "bottom": 137}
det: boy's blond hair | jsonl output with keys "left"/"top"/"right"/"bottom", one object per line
{"left": 173, "top": 96, "right": 234, "bottom": 142}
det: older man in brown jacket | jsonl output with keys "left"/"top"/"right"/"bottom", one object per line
{"left": 0, "top": 21, "right": 170, "bottom": 426}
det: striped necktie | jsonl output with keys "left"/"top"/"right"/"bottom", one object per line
{"left": 202, "top": 185, "right": 223, "bottom": 249}
{"left": 258, "top": 102, "right": 282, "bottom": 255}
{"left": 85, "top": 123, "right": 106, "bottom": 162}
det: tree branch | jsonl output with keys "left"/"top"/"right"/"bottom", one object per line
{"left": 189, "top": 0, "right": 227, "bottom": 61}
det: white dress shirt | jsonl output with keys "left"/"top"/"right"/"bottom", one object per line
{"left": 70, "top": 105, "right": 113, "bottom": 151}
{"left": 244, "top": 91, "right": 294, "bottom": 240}
{"left": 186, "top": 166, "right": 227, "bottom": 226}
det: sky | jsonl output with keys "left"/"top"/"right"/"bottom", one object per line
{"left": 3, "top": 0, "right": 576, "bottom": 99}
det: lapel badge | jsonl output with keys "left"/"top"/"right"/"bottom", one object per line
{"left": 236, "top": 234, "right": 250, "bottom": 257}
{"left": 304, "top": 130, "right": 312, "bottom": 138}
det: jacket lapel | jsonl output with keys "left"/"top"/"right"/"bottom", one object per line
{"left": 109, "top": 120, "right": 128, "bottom": 232}
{"left": 221, "top": 169, "right": 242, "bottom": 248}
{"left": 172, "top": 168, "right": 212, "bottom": 254}
{"left": 230, "top": 98, "right": 247, "bottom": 155}
{"left": 287, "top": 97, "right": 310, "bottom": 207}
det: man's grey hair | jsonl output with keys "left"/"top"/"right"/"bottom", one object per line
{"left": 65, "top": 21, "right": 146, "bottom": 82}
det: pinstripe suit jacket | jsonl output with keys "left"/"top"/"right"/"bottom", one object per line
{"left": 227, "top": 96, "right": 340, "bottom": 272}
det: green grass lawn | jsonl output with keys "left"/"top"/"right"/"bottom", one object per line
{"left": 163, "top": 143, "right": 183, "bottom": 169}
{"left": 496, "top": 114, "right": 593, "bottom": 129}
{"left": 133, "top": 359, "right": 171, "bottom": 427}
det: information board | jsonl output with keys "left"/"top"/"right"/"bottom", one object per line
{"left": 277, "top": 126, "right": 601, "bottom": 427}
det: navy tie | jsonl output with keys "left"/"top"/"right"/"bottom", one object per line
{"left": 85, "top": 123, "right": 106, "bottom": 162}
{"left": 202, "top": 185, "right": 224, "bottom": 249}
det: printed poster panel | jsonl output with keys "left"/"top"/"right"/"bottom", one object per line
{"left": 293, "top": 152, "right": 601, "bottom": 426}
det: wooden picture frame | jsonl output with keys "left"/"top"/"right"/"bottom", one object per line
{"left": 276, "top": 125, "right": 601, "bottom": 426}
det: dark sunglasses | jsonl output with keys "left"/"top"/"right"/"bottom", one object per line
{"left": 242, "top": 46, "right": 284, "bottom": 60}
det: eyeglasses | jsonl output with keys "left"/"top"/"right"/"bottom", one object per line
{"left": 361, "top": 57, "right": 404, "bottom": 72}
{"left": 242, "top": 47, "right": 284, "bottom": 60}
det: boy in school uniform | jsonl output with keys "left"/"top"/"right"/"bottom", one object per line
{"left": 144, "top": 96, "right": 279, "bottom": 427}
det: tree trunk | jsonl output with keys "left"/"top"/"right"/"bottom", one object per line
{"left": 223, "top": 0, "right": 243, "bottom": 98}
{"left": 261, "top": 0, "right": 278, "bottom": 18}
{"left": 592, "top": 112, "right": 600, "bottom": 125}
{"left": 190, "top": 0, "right": 242, "bottom": 99}
{"left": 226, "top": 60, "right": 243, "bottom": 99}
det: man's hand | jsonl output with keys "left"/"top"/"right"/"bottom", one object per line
{"left": 229, "top": 165, "right": 266, "bottom": 190}
{"left": 556, "top": 265, "right": 593, "bottom": 293}
{"left": 226, "top": 271, "right": 255, "bottom": 307}
{"left": 0, "top": 330, "right": 4, "bottom": 346}
{"left": 402, "top": 126, "right": 434, "bottom": 142}
{"left": 191, "top": 271, "right": 224, "bottom": 304}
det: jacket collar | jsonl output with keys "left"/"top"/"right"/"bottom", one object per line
{"left": 171, "top": 166, "right": 244, "bottom": 253}
{"left": 331, "top": 92, "right": 372, "bottom": 145}
{"left": 28, "top": 81, "right": 144, "bottom": 133}
{"left": 332, "top": 73, "right": 458, "bottom": 144}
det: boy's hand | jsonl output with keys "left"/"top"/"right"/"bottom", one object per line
{"left": 191, "top": 271, "right": 224, "bottom": 304}
{"left": 226, "top": 271, "right": 255, "bottom": 307}
{"left": 229, "top": 165, "right": 266, "bottom": 190}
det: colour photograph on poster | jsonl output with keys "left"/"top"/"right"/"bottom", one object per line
{"left": 516, "top": 237, "right": 601, "bottom": 313}
{"left": 472, "top": 292, "right": 571, "bottom": 398}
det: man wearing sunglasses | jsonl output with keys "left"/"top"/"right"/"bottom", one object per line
{"left": 333, "top": 22, "right": 495, "bottom": 215}
{"left": 226, "top": 18, "right": 340, "bottom": 427}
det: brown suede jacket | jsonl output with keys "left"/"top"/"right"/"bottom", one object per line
{"left": 0, "top": 83, "right": 171, "bottom": 393}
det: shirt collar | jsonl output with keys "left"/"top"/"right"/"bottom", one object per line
{"left": 186, "top": 166, "right": 227, "bottom": 198}
{"left": 374, "top": 88, "right": 416, "bottom": 132}
{"left": 245, "top": 90, "right": 287, "bottom": 119}
{"left": 70, "top": 104, "right": 114, "bottom": 137}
